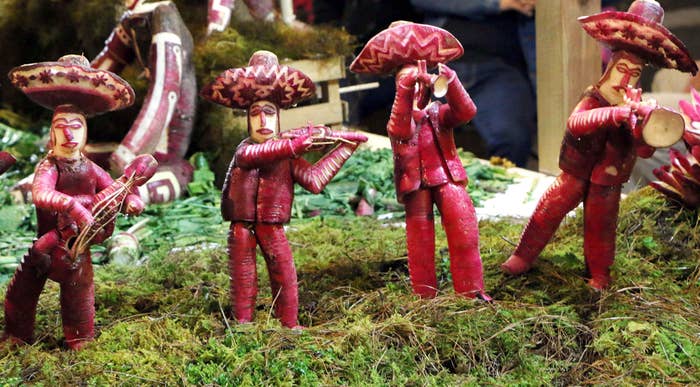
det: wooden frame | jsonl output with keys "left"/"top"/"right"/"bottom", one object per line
{"left": 536, "top": 0, "right": 602, "bottom": 174}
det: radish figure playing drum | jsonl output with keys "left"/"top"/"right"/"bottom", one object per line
{"left": 3, "top": 55, "right": 157, "bottom": 349}
{"left": 350, "top": 21, "right": 489, "bottom": 300}
{"left": 501, "top": 0, "right": 697, "bottom": 289}
{"left": 200, "top": 50, "right": 367, "bottom": 329}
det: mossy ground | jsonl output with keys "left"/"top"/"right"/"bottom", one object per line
{"left": 0, "top": 188, "right": 698, "bottom": 385}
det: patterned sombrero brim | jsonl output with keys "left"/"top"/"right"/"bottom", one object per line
{"left": 200, "top": 64, "right": 316, "bottom": 110}
{"left": 349, "top": 22, "right": 464, "bottom": 75}
{"left": 579, "top": 11, "right": 698, "bottom": 75}
{"left": 8, "top": 61, "right": 135, "bottom": 116}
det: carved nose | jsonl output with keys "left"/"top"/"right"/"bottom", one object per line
{"left": 63, "top": 127, "right": 74, "bottom": 141}
{"left": 260, "top": 114, "right": 267, "bottom": 127}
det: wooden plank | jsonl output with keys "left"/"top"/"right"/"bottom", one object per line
{"left": 281, "top": 56, "right": 345, "bottom": 83}
{"left": 281, "top": 101, "right": 343, "bottom": 130}
{"left": 536, "top": 0, "right": 601, "bottom": 174}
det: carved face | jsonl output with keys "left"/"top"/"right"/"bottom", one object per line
{"left": 51, "top": 111, "right": 87, "bottom": 159}
{"left": 248, "top": 100, "right": 279, "bottom": 143}
{"left": 597, "top": 52, "right": 645, "bottom": 105}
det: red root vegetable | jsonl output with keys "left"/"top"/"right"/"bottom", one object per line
{"left": 0, "top": 151, "right": 15, "bottom": 175}
{"left": 201, "top": 51, "right": 367, "bottom": 328}
{"left": 3, "top": 55, "right": 148, "bottom": 350}
{"left": 503, "top": 0, "right": 696, "bottom": 289}
{"left": 91, "top": 0, "right": 196, "bottom": 203}
{"left": 351, "top": 22, "right": 487, "bottom": 299}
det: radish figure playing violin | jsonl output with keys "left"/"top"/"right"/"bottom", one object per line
{"left": 350, "top": 21, "right": 488, "bottom": 300}
{"left": 200, "top": 50, "right": 367, "bottom": 328}
{"left": 501, "top": 0, "right": 698, "bottom": 289}
{"left": 3, "top": 55, "right": 157, "bottom": 349}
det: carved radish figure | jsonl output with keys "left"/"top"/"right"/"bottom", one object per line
{"left": 90, "top": 0, "right": 196, "bottom": 204}
{"left": 501, "top": 0, "right": 697, "bottom": 289}
{"left": 3, "top": 55, "right": 156, "bottom": 349}
{"left": 200, "top": 50, "right": 367, "bottom": 328}
{"left": 650, "top": 88, "right": 700, "bottom": 207}
{"left": 350, "top": 21, "right": 488, "bottom": 299}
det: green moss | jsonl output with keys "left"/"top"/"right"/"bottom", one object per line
{"left": 1, "top": 186, "right": 699, "bottom": 384}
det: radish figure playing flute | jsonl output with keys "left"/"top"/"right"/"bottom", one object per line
{"left": 3, "top": 55, "right": 157, "bottom": 349}
{"left": 501, "top": 0, "right": 698, "bottom": 289}
{"left": 350, "top": 21, "right": 488, "bottom": 300}
{"left": 200, "top": 50, "right": 367, "bottom": 328}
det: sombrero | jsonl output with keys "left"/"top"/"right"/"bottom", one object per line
{"left": 200, "top": 50, "right": 316, "bottom": 110}
{"left": 8, "top": 54, "right": 135, "bottom": 116}
{"left": 349, "top": 21, "right": 463, "bottom": 75}
{"left": 579, "top": 0, "right": 698, "bottom": 75}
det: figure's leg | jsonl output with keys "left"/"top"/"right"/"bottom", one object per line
{"left": 255, "top": 223, "right": 299, "bottom": 328}
{"left": 59, "top": 257, "right": 95, "bottom": 350}
{"left": 434, "top": 183, "right": 486, "bottom": 298}
{"left": 228, "top": 222, "right": 259, "bottom": 323}
{"left": 2, "top": 237, "right": 54, "bottom": 343}
{"left": 502, "top": 173, "right": 587, "bottom": 275}
{"left": 404, "top": 189, "right": 438, "bottom": 298}
{"left": 583, "top": 183, "right": 621, "bottom": 289}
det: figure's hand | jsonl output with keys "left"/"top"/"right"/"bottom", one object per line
{"left": 341, "top": 131, "right": 369, "bottom": 143}
{"left": 72, "top": 203, "right": 94, "bottom": 231}
{"left": 500, "top": 0, "right": 535, "bottom": 16}
{"left": 123, "top": 196, "right": 145, "bottom": 216}
{"left": 123, "top": 155, "right": 158, "bottom": 186}
{"left": 291, "top": 133, "right": 313, "bottom": 156}
{"left": 438, "top": 63, "right": 457, "bottom": 84}
{"left": 396, "top": 65, "right": 419, "bottom": 91}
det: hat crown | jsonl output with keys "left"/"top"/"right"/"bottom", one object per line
{"left": 628, "top": 0, "right": 664, "bottom": 24}
{"left": 57, "top": 54, "right": 90, "bottom": 67}
{"left": 248, "top": 50, "right": 279, "bottom": 67}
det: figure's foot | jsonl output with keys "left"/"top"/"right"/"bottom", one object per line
{"left": 0, "top": 333, "right": 28, "bottom": 348}
{"left": 477, "top": 291, "right": 493, "bottom": 302}
{"left": 501, "top": 254, "right": 533, "bottom": 276}
{"left": 65, "top": 337, "right": 92, "bottom": 351}
{"left": 587, "top": 276, "right": 611, "bottom": 290}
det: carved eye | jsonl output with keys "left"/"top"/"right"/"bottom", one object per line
{"left": 249, "top": 105, "right": 262, "bottom": 115}
{"left": 262, "top": 105, "right": 277, "bottom": 115}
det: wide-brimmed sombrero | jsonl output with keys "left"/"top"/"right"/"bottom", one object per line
{"left": 8, "top": 54, "right": 135, "bottom": 116}
{"left": 200, "top": 50, "right": 316, "bottom": 110}
{"left": 579, "top": 0, "right": 698, "bottom": 75}
{"left": 349, "top": 21, "right": 463, "bottom": 75}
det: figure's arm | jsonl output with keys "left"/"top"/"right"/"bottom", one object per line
{"left": 235, "top": 136, "right": 312, "bottom": 169}
{"left": 32, "top": 159, "right": 92, "bottom": 228}
{"left": 438, "top": 64, "right": 477, "bottom": 129}
{"left": 109, "top": 2, "right": 186, "bottom": 173}
{"left": 91, "top": 17, "right": 135, "bottom": 73}
{"left": 387, "top": 67, "right": 418, "bottom": 140}
{"left": 293, "top": 142, "right": 360, "bottom": 194}
{"left": 566, "top": 96, "right": 632, "bottom": 137}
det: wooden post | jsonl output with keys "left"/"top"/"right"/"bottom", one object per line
{"left": 536, "top": 0, "right": 601, "bottom": 174}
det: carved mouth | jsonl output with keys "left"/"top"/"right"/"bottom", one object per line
{"left": 62, "top": 142, "right": 79, "bottom": 149}
{"left": 256, "top": 128, "right": 273, "bottom": 135}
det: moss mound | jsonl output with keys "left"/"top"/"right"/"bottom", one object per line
{"left": 0, "top": 188, "right": 698, "bottom": 384}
